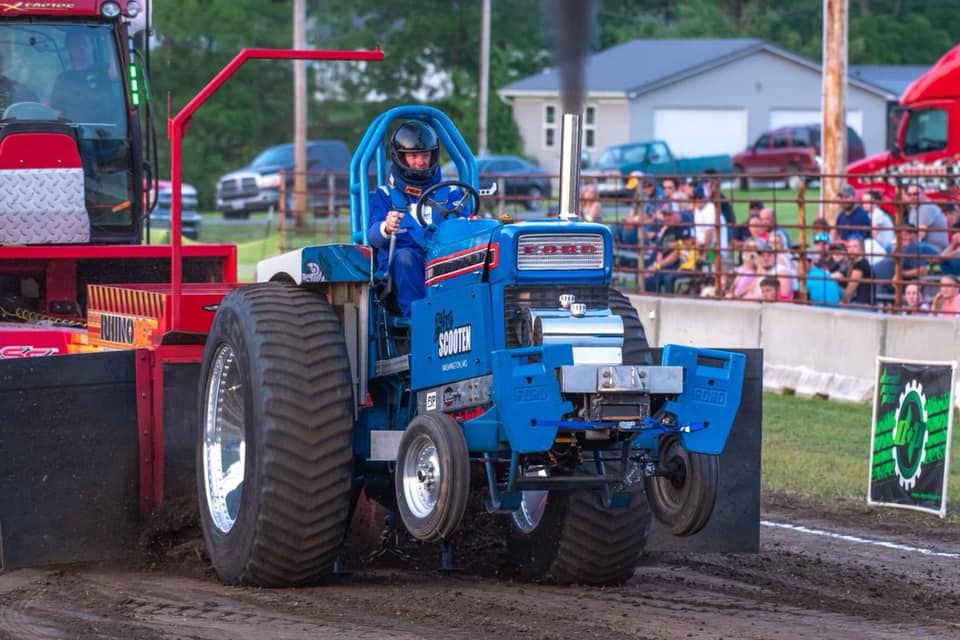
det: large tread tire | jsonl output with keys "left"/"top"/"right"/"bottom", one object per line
{"left": 608, "top": 288, "right": 653, "bottom": 365}
{"left": 197, "top": 283, "right": 354, "bottom": 587}
{"left": 506, "top": 464, "right": 652, "bottom": 586}
{"left": 395, "top": 412, "right": 470, "bottom": 542}
{"left": 644, "top": 435, "right": 719, "bottom": 537}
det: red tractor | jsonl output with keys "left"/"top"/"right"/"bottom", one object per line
{"left": 0, "top": 1, "right": 381, "bottom": 570}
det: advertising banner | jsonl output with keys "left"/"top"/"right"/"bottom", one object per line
{"left": 869, "top": 358, "right": 955, "bottom": 517}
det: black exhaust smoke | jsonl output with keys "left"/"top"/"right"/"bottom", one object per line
{"left": 544, "top": 0, "right": 597, "bottom": 218}
{"left": 545, "top": 0, "right": 597, "bottom": 114}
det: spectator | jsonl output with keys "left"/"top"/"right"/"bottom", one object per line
{"left": 609, "top": 177, "right": 645, "bottom": 252}
{"left": 945, "top": 202, "right": 960, "bottom": 239}
{"left": 671, "top": 189, "right": 694, "bottom": 223}
{"left": 902, "top": 282, "right": 929, "bottom": 315}
{"left": 768, "top": 232, "right": 797, "bottom": 294}
{"left": 759, "top": 276, "right": 780, "bottom": 302}
{"left": 903, "top": 183, "right": 948, "bottom": 251}
{"left": 825, "top": 241, "right": 848, "bottom": 276}
{"left": 727, "top": 239, "right": 760, "bottom": 299}
{"left": 834, "top": 184, "right": 872, "bottom": 240}
{"left": 750, "top": 241, "right": 792, "bottom": 300}
{"left": 614, "top": 176, "right": 660, "bottom": 251}
{"left": 931, "top": 274, "right": 960, "bottom": 316}
{"left": 899, "top": 223, "right": 940, "bottom": 279}
{"left": 644, "top": 206, "right": 691, "bottom": 293}
{"left": 759, "top": 207, "right": 791, "bottom": 248}
{"left": 580, "top": 183, "right": 602, "bottom": 223}
{"left": 702, "top": 169, "right": 736, "bottom": 227}
{"left": 807, "top": 218, "right": 832, "bottom": 265}
{"left": 862, "top": 190, "right": 895, "bottom": 251}
{"left": 862, "top": 235, "right": 889, "bottom": 267}
{"left": 838, "top": 237, "right": 875, "bottom": 307}
{"left": 872, "top": 223, "right": 939, "bottom": 293}
{"left": 806, "top": 257, "right": 842, "bottom": 307}
{"left": 937, "top": 225, "right": 960, "bottom": 277}
{"left": 747, "top": 213, "right": 766, "bottom": 244}
{"left": 659, "top": 177, "right": 678, "bottom": 210}
{"left": 807, "top": 218, "right": 831, "bottom": 265}
{"left": 631, "top": 176, "right": 660, "bottom": 219}
{"left": 692, "top": 186, "right": 724, "bottom": 257}
{"left": 679, "top": 176, "right": 697, "bottom": 200}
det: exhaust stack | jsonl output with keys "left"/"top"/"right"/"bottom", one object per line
{"left": 557, "top": 113, "right": 583, "bottom": 221}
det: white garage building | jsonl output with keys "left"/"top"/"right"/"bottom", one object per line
{"left": 497, "top": 38, "right": 897, "bottom": 174}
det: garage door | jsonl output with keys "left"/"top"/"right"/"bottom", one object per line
{"left": 652, "top": 108, "right": 748, "bottom": 157}
{"left": 769, "top": 109, "right": 863, "bottom": 135}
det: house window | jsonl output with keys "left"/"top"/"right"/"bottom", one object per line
{"left": 584, "top": 105, "right": 596, "bottom": 150}
{"left": 544, "top": 104, "right": 556, "bottom": 149}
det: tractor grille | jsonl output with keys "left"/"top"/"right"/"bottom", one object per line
{"left": 503, "top": 285, "right": 608, "bottom": 348}
{"left": 219, "top": 177, "right": 258, "bottom": 198}
{"left": 516, "top": 234, "right": 605, "bottom": 270}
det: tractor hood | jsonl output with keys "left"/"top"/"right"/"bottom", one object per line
{"left": 488, "top": 220, "right": 613, "bottom": 287}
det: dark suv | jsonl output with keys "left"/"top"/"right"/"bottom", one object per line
{"left": 732, "top": 124, "right": 866, "bottom": 187}
{"left": 215, "top": 140, "right": 350, "bottom": 218}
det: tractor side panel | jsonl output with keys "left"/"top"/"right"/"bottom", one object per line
{"left": 410, "top": 283, "right": 493, "bottom": 390}
{"left": 0, "top": 351, "right": 139, "bottom": 571}
{"left": 648, "top": 348, "right": 763, "bottom": 553}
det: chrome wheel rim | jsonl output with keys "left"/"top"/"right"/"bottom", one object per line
{"left": 203, "top": 344, "right": 246, "bottom": 534}
{"left": 511, "top": 469, "right": 548, "bottom": 533}
{"left": 401, "top": 434, "right": 441, "bottom": 519}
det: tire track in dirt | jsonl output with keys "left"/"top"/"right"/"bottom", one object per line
{"left": 1, "top": 504, "right": 958, "bottom": 640}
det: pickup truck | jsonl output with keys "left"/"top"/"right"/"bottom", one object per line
{"left": 583, "top": 140, "right": 733, "bottom": 196}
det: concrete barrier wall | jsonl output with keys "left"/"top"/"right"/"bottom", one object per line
{"left": 627, "top": 293, "right": 957, "bottom": 403}
{"left": 658, "top": 297, "right": 762, "bottom": 350}
{"left": 883, "top": 315, "right": 960, "bottom": 361}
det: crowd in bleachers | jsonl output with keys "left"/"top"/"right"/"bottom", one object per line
{"left": 582, "top": 171, "right": 960, "bottom": 317}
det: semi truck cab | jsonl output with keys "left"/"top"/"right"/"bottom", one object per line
{"left": 848, "top": 44, "right": 960, "bottom": 195}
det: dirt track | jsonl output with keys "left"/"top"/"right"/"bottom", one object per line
{"left": 1, "top": 495, "right": 958, "bottom": 640}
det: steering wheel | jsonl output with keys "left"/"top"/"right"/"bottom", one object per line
{"left": 2, "top": 102, "right": 59, "bottom": 121}
{"left": 414, "top": 180, "right": 481, "bottom": 227}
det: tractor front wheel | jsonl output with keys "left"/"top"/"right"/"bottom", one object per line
{"left": 644, "top": 435, "right": 718, "bottom": 537}
{"left": 197, "top": 283, "right": 354, "bottom": 586}
{"left": 395, "top": 412, "right": 470, "bottom": 542}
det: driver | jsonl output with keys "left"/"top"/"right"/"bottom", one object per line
{"left": 367, "top": 120, "right": 471, "bottom": 316}
{"left": 49, "top": 30, "right": 122, "bottom": 125}
{"left": 0, "top": 48, "right": 38, "bottom": 115}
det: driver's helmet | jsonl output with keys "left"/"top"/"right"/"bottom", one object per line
{"left": 390, "top": 120, "right": 440, "bottom": 185}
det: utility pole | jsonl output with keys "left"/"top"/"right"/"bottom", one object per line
{"left": 293, "top": 0, "right": 308, "bottom": 228}
{"left": 478, "top": 0, "right": 491, "bottom": 156}
{"left": 821, "top": 0, "right": 848, "bottom": 224}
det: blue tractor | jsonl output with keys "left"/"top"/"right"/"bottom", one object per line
{"left": 196, "top": 106, "right": 745, "bottom": 587}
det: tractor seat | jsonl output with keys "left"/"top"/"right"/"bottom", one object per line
{"left": 0, "top": 125, "right": 90, "bottom": 244}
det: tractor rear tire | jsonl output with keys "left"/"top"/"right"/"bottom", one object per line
{"left": 197, "top": 283, "right": 354, "bottom": 586}
{"left": 608, "top": 288, "right": 653, "bottom": 365}
{"left": 506, "top": 463, "right": 652, "bottom": 585}
{"left": 644, "top": 435, "right": 718, "bottom": 537}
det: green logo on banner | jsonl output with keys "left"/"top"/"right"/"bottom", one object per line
{"left": 892, "top": 380, "right": 928, "bottom": 491}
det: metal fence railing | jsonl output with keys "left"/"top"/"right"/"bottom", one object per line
{"left": 267, "top": 169, "right": 960, "bottom": 316}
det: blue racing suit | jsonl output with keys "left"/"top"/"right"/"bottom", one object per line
{"left": 366, "top": 169, "right": 469, "bottom": 315}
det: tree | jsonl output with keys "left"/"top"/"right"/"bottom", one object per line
{"left": 313, "top": 0, "right": 548, "bottom": 155}
{"left": 151, "top": 0, "right": 294, "bottom": 207}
